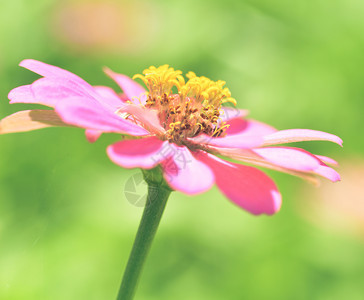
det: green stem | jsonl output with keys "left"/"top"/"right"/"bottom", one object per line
{"left": 116, "top": 184, "right": 171, "bottom": 300}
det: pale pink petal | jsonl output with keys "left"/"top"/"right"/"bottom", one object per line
{"left": 20, "top": 59, "right": 90, "bottom": 86}
{"left": 0, "top": 110, "right": 70, "bottom": 134}
{"left": 225, "top": 118, "right": 277, "bottom": 136}
{"left": 189, "top": 134, "right": 263, "bottom": 148}
{"left": 107, "top": 137, "right": 167, "bottom": 169}
{"left": 120, "top": 104, "right": 165, "bottom": 135}
{"left": 104, "top": 67, "right": 147, "bottom": 105}
{"left": 14, "top": 60, "right": 105, "bottom": 108}
{"left": 188, "top": 119, "right": 276, "bottom": 149}
{"left": 196, "top": 152, "right": 281, "bottom": 215}
{"left": 209, "top": 147, "right": 321, "bottom": 185}
{"left": 263, "top": 129, "right": 343, "bottom": 146}
{"left": 253, "top": 147, "right": 321, "bottom": 172}
{"left": 9, "top": 77, "right": 100, "bottom": 108}
{"left": 85, "top": 129, "right": 103, "bottom": 143}
{"left": 55, "top": 97, "right": 148, "bottom": 136}
{"left": 161, "top": 146, "right": 215, "bottom": 195}
{"left": 31, "top": 77, "right": 97, "bottom": 107}
{"left": 8, "top": 85, "right": 35, "bottom": 104}
{"left": 93, "top": 86, "right": 125, "bottom": 109}
{"left": 219, "top": 107, "right": 249, "bottom": 121}
{"left": 314, "top": 162, "right": 341, "bottom": 182}
{"left": 315, "top": 155, "right": 338, "bottom": 165}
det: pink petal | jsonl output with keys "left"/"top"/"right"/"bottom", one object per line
{"left": 33, "top": 77, "right": 97, "bottom": 107}
{"left": 120, "top": 104, "right": 165, "bottom": 135}
{"left": 93, "top": 86, "right": 125, "bottom": 109}
{"left": 188, "top": 119, "right": 276, "bottom": 149}
{"left": 314, "top": 162, "right": 341, "bottom": 182}
{"left": 107, "top": 137, "right": 167, "bottom": 169}
{"left": 8, "top": 85, "right": 35, "bottom": 104}
{"left": 9, "top": 77, "right": 99, "bottom": 108}
{"left": 263, "top": 129, "right": 343, "bottom": 146}
{"left": 55, "top": 97, "right": 149, "bottom": 136}
{"left": 253, "top": 147, "right": 321, "bottom": 172}
{"left": 85, "top": 129, "right": 103, "bottom": 143}
{"left": 225, "top": 118, "right": 277, "bottom": 136}
{"left": 161, "top": 146, "right": 215, "bottom": 195}
{"left": 20, "top": 59, "right": 90, "bottom": 86}
{"left": 14, "top": 60, "right": 104, "bottom": 108}
{"left": 315, "top": 155, "right": 338, "bottom": 165}
{"left": 209, "top": 147, "right": 321, "bottom": 185}
{"left": 219, "top": 107, "right": 249, "bottom": 121}
{"left": 196, "top": 152, "right": 281, "bottom": 215}
{"left": 189, "top": 134, "right": 263, "bottom": 149}
{"left": 104, "top": 67, "right": 147, "bottom": 105}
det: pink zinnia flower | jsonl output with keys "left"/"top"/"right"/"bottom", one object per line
{"left": 1, "top": 60, "right": 342, "bottom": 215}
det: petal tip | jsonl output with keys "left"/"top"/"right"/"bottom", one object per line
{"left": 19, "top": 59, "right": 36, "bottom": 68}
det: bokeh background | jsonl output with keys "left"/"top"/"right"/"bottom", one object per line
{"left": 0, "top": 0, "right": 363, "bottom": 299}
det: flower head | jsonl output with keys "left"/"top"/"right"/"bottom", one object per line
{"left": 0, "top": 60, "right": 343, "bottom": 215}
{"left": 131, "top": 64, "right": 236, "bottom": 144}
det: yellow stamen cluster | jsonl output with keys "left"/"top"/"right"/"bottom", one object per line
{"left": 180, "top": 72, "right": 236, "bottom": 107}
{"left": 133, "top": 65, "right": 237, "bottom": 144}
{"left": 133, "top": 65, "right": 185, "bottom": 97}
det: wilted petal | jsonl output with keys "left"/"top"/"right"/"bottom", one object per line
{"left": 197, "top": 152, "right": 282, "bottom": 215}
{"left": 161, "top": 146, "right": 215, "bottom": 195}
{"left": 263, "top": 129, "right": 343, "bottom": 146}
{"left": 0, "top": 110, "right": 69, "bottom": 134}
{"left": 55, "top": 97, "right": 148, "bottom": 136}
{"left": 107, "top": 137, "right": 167, "bottom": 169}
{"left": 104, "top": 67, "right": 147, "bottom": 105}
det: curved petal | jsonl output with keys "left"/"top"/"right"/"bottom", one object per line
{"left": 55, "top": 97, "right": 149, "bottom": 136}
{"left": 189, "top": 134, "right": 263, "bottom": 149}
{"left": 210, "top": 146, "right": 339, "bottom": 184}
{"left": 196, "top": 152, "right": 281, "bottom": 215}
{"left": 9, "top": 77, "right": 99, "bottom": 109}
{"left": 0, "top": 110, "right": 70, "bottom": 134}
{"left": 104, "top": 67, "right": 147, "bottom": 105}
{"left": 188, "top": 119, "right": 276, "bottom": 149}
{"left": 315, "top": 155, "right": 338, "bottom": 165}
{"left": 225, "top": 118, "right": 277, "bottom": 136}
{"left": 20, "top": 59, "right": 91, "bottom": 86}
{"left": 107, "top": 137, "right": 167, "bottom": 169}
{"left": 85, "top": 129, "right": 103, "bottom": 143}
{"left": 253, "top": 147, "right": 321, "bottom": 172}
{"left": 263, "top": 129, "right": 343, "bottom": 146}
{"left": 161, "top": 146, "right": 215, "bottom": 195}
{"left": 12, "top": 60, "right": 104, "bottom": 108}
{"left": 315, "top": 162, "right": 341, "bottom": 182}
{"left": 8, "top": 85, "right": 35, "bottom": 104}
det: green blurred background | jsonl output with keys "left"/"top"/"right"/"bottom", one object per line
{"left": 0, "top": 0, "right": 363, "bottom": 299}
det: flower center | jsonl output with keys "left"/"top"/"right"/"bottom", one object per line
{"left": 133, "top": 65, "right": 236, "bottom": 144}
